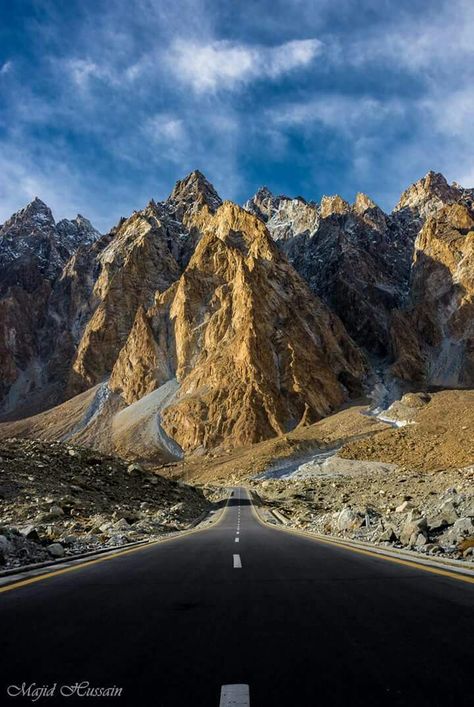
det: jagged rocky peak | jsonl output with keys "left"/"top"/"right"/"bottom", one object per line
{"left": 244, "top": 188, "right": 319, "bottom": 242}
{"left": 56, "top": 214, "right": 101, "bottom": 250}
{"left": 0, "top": 198, "right": 101, "bottom": 254}
{"left": 391, "top": 202, "right": 474, "bottom": 387}
{"left": 244, "top": 186, "right": 280, "bottom": 222}
{"left": 204, "top": 200, "right": 281, "bottom": 260}
{"left": 353, "top": 192, "right": 378, "bottom": 214}
{"left": 352, "top": 192, "right": 388, "bottom": 230}
{"left": 393, "top": 171, "right": 462, "bottom": 220}
{"left": 109, "top": 198, "right": 367, "bottom": 454}
{"left": 167, "top": 170, "right": 222, "bottom": 223}
{"left": 0, "top": 197, "right": 55, "bottom": 236}
{"left": 320, "top": 194, "right": 351, "bottom": 218}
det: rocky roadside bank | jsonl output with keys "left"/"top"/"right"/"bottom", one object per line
{"left": 250, "top": 464, "right": 474, "bottom": 561}
{"left": 0, "top": 438, "right": 222, "bottom": 570}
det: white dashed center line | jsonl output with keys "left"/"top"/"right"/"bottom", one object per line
{"left": 235, "top": 537, "right": 239, "bottom": 543}
{"left": 219, "top": 684, "right": 249, "bottom": 706}
{"left": 233, "top": 554, "right": 242, "bottom": 568}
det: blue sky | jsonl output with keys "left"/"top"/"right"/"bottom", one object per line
{"left": 1, "top": 0, "right": 473, "bottom": 231}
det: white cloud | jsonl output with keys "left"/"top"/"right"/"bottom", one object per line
{"left": 145, "top": 114, "right": 186, "bottom": 143}
{"left": 67, "top": 58, "right": 117, "bottom": 89}
{"left": 0, "top": 60, "right": 12, "bottom": 75}
{"left": 168, "top": 38, "right": 322, "bottom": 92}
{"left": 343, "top": 0, "right": 474, "bottom": 73}
{"left": 424, "top": 89, "right": 474, "bottom": 138}
{"left": 269, "top": 94, "right": 405, "bottom": 134}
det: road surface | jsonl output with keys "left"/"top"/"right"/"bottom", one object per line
{"left": 1, "top": 488, "right": 473, "bottom": 706}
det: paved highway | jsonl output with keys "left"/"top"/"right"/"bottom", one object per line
{"left": 1, "top": 488, "right": 473, "bottom": 706}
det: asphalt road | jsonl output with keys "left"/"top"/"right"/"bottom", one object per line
{"left": 1, "top": 488, "right": 473, "bottom": 706}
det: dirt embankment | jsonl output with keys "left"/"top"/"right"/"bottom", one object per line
{"left": 340, "top": 390, "right": 474, "bottom": 471}
{"left": 0, "top": 438, "right": 221, "bottom": 570}
{"left": 171, "top": 404, "right": 388, "bottom": 484}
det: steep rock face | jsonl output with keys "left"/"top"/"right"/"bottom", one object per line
{"left": 68, "top": 205, "right": 181, "bottom": 394}
{"left": 109, "top": 305, "right": 172, "bottom": 404}
{"left": 111, "top": 202, "right": 367, "bottom": 453}
{"left": 167, "top": 169, "right": 222, "bottom": 225}
{"left": 0, "top": 199, "right": 101, "bottom": 416}
{"left": 245, "top": 172, "right": 474, "bottom": 358}
{"left": 320, "top": 195, "right": 351, "bottom": 218}
{"left": 394, "top": 171, "right": 473, "bottom": 223}
{"left": 69, "top": 173, "right": 222, "bottom": 396}
{"left": 0, "top": 172, "right": 222, "bottom": 418}
{"left": 245, "top": 189, "right": 407, "bottom": 355}
{"left": 391, "top": 203, "right": 474, "bottom": 386}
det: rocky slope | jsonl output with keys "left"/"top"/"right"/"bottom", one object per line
{"left": 0, "top": 437, "right": 217, "bottom": 569}
{"left": 0, "top": 199, "right": 101, "bottom": 418}
{"left": 245, "top": 171, "right": 474, "bottom": 360}
{"left": 252, "top": 464, "right": 474, "bottom": 560}
{"left": 0, "top": 172, "right": 221, "bottom": 420}
{"left": 393, "top": 170, "right": 474, "bottom": 224}
{"left": 1, "top": 169, "right": 473, "bottom": 464}
{"left": 246, "top": 389, "right": 474, "bottom": 560}
{"left": 245, "top": 188, "right": 410, "bottom": 355}
{"left": 391, "top": 203, "right": 474, "bottom": 386}
{"left": 109, "top": 202, "right": 367, "bottom": 453}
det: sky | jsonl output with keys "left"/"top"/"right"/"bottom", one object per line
{"left": 1, "top": 0, "right": 474, "bottom": 231}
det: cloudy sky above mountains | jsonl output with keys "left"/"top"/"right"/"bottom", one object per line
{"left": 1, "top": 0, "right": 473, "bottom": 230}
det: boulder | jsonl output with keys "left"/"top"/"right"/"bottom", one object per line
{"left": 377, "top": 526, "right": 398, "bottom": 542}
{"left": 0, "top": 534, "right": 12, "bottom": 555}
{"left": 47, "top": 543, "right": 65, "bottom": 558}
{"left": 395, "top": 501, "right": 411, "bottom": 513}
{"left": 99, "top": 522, "right": 112, "bottom": 533}
{"left": 128, "top": 463, "right": 144, "bottom": 474}
{"left": 336, "top": 507, "right": 362, "bottom": 531}
{"left": 440, "top": 518, "right": 474, "bottom": 544}
{"left": 111, "top": 518, "right": 130, "bottom": 532}
{"left": 19, "top": 525, "right": 41, "bottom": 542}
{"left": 40, "top": 505, "right": 64, "bottom": 521}
{"left": 400, "top": 517, "right": 428, "bottom": 546}
{"left": 414, "top": 533, "right": 427, "bottom": 547}
{"left": 437, "top": 500, "right": 458, "bottom": 524}
{"left": 452, "top": 517, "right": 473, "bottom": 535}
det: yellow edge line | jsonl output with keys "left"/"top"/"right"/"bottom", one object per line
{"left": 248, "top": 491, "right": 474, "bottom": 586}
{"left": 0, "top": 494, "right": 232, "bottom": 595}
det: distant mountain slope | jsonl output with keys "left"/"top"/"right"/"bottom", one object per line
{"left": 0, "top": 169, "right": 473, "bottom": 460}
{"left": 0, "top": 198, "right": 101, "bottom": 417}
{"left": 244, "top": 171, "right": 474, "bottom": 356}
{"left": 109, "top": 202, "right": 367, "bottom": 453}
{"left": 391, "top": 203, "right": 474, "bottom": 387}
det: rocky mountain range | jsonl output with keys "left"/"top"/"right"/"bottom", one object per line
{"left": 0, "top": 169, "right": 473, "bottom": 462}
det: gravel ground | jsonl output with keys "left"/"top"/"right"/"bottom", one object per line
{"left": 250, "top": 461, "right": 474, "bottom": 560}
{"left": 0, "top": 438, "right": 223, "bottom": 570}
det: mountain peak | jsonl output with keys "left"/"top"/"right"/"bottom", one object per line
{"left": 168, "top": 170, "right": 222, "bottom": 218}
{"left": 320, "top": 194, "right": 350, "bottom": 218}
{"left": 243, "top": 186, "right": 282, "bottom": 222}
{"left": 394, "top": 170, "right": 460, "bottom": 218}
{"left": 199, "top": 200, "right": 279, "bottom": 262}
{"left": 55, "top": 214, "right": 101, "bottom": 248}
{"left": 255, "top": 186, "right": 274, "bottom": 200}
{"left": 0, "top": 197, "right": 55, "bottom": 236}
{"left": 18, "top": 196, "right": 53, "bottom": 220}
{"left": 353, "top": 192, "right": 378, "bottom": 214}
